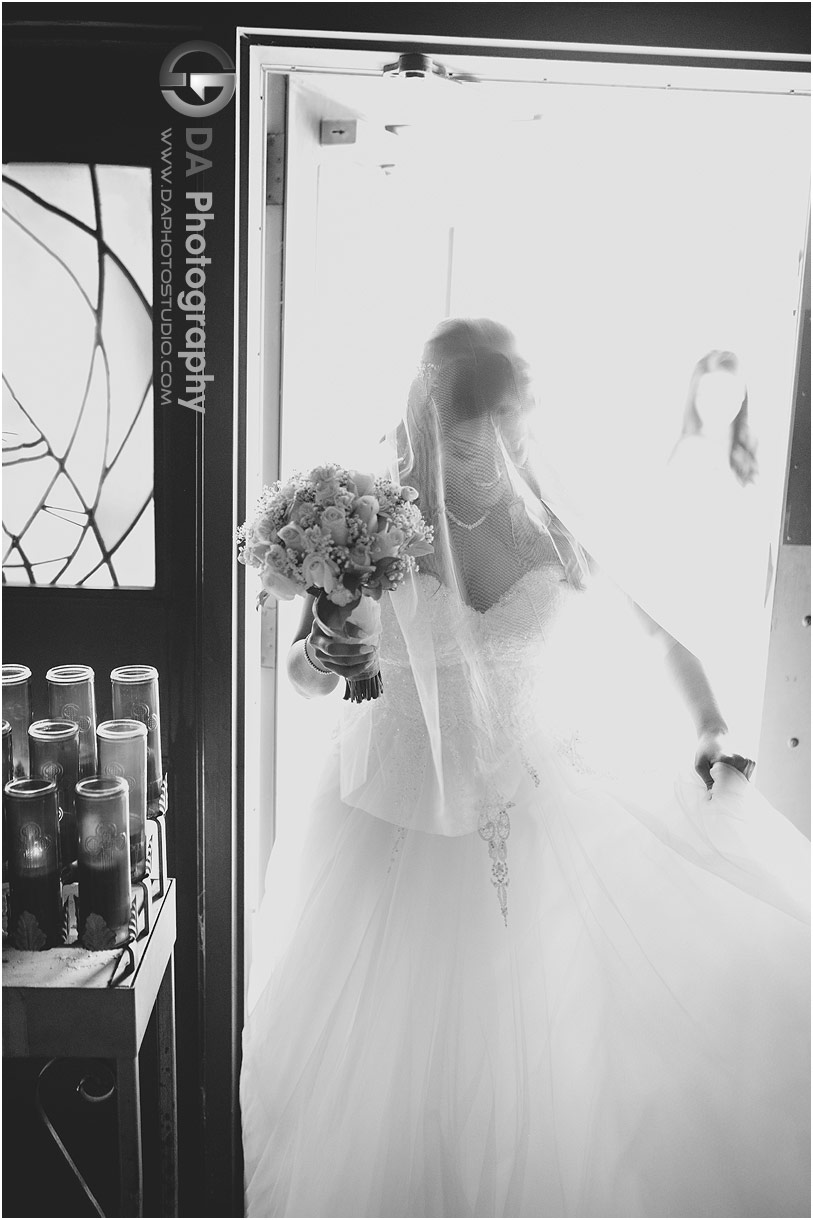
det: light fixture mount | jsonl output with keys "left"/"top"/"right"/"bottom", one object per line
{"left": 383, "top": 53, "right": 452, "bottom": 81}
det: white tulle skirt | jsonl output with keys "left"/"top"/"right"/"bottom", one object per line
{"left": 241, "top": 734, "right": 810, "bottom": 1218}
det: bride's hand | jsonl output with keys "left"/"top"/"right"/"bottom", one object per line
{"left": 694, "top": 729, "right": 756, "bottom": 790}
{"left": 307, "top": 622, "right": 378, "bottom": 681}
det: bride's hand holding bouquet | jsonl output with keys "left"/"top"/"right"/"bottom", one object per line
{"left": 238, "top": 465, "right": 433, "bottom": 702}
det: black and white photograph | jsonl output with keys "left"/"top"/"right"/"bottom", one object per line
{"left": 2, "top": 6, "right": 810, "bottom": 1218}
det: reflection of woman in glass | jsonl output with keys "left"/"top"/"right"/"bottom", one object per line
{"left": 662, "top": 351, "right": 769, "bottom": 747}
{"left": 241, "top": 321, "right": 808, "bottom": 1219}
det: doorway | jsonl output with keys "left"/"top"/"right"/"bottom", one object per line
{"left": 239, "top": 35, "right": 810, "bottom": 985}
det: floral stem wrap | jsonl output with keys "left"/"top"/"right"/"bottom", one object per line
{"left": 314, "top": 592, "right": 384, "bottom": 704}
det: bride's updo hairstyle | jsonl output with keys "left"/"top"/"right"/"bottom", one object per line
{"left": 396, "top": 318, "right": 587, "bottom": 598}
{"left": 398, "top": 317, "right": 535, "bottom": 504}
{"left": 415, "top": 317, "right": 534, "bottom": 456}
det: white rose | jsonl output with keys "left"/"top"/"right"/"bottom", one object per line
{"left": 347, "top": 543, "right": 374, "bottom": 571}
{"left": 354, "top": 495, "right": 380, "bottom": 529}
{"left": 348, "top": 470, "right": 376, "bottom": 497}
{"left": 302, "top": 553, "right": 340, "bottom": 593}
{"left": 320, "top": 506, "right": 348, "bottom": 544}
{"left": 243, "top": 539, "right": 271, "bottom": 568}
{"left": 308, "top": 465, "right": 336, "bottom": 484}
{"left": 254, "top": 516, "right": 277, "bottom": 542}
{"left": 261, "top": 566, "right": 300, "bottom": 601}
{"left": 290, "top": 501, "right": 316, "bottom": 528}
{"left": 278, "top": 522, "right": 307, "bottom": 549}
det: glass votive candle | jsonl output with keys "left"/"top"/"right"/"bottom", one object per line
{"left": 110, "top": 667, "right": 163, "bottom": 816}
{"left": 75, "top": 777, "right": 132, "bottom": 949}
{"left": 2, "top": 664, "right": 33, "bottom": 778}
{"left": 97, "top": 720, "right": 148, "bottom": 883}
{"left": 28, "top": 720, "right": 80, "bottom": 873}
{"left": 2, "top": 720, "right": 12, "bottom": 879}
{"left": 46, "top": 665, "right": 98, "bottom": 779}
{"left": 2, "top": 720, "right": 11, "bottom": 781}
{"left": 5, "top": 778, "right": 63, "bottom": 949}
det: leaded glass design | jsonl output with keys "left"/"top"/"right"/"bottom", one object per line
{"left": 2, "top": 164, "right": 155, "bottom": 587}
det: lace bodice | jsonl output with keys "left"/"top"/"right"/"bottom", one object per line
{"left": 380, "top": 566, "right": 572, "bottom": 670}
{"left": 379, "top": 565, "right": 574, "bottom": 731}
{"left": 338, "top": 564, "right": 602, "bottom": 838}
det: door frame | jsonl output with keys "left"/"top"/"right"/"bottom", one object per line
{"left": 236, "top": 23, "right": 810, "bottom": 933}
{"left": 234, "top": 18, "right": 810, "bottom": 1205}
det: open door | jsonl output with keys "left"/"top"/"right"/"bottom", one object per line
{"left": 239, "top": 35, "right": 811, "bottom": 990}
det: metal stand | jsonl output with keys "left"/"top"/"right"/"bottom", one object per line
{"left": 3, "top": 815, "right": 177, "bottom": 1218}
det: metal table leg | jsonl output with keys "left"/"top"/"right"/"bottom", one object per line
{"left": 116, "top": 1056, "right": 143, "bottom": 1217}
{"left": 157, "top": 957, "right": 179, "bottom": 1216}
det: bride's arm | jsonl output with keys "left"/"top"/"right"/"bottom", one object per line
{"left": 288, "top": 595, "right": 339, "bottom": 699}
{"left": 583, "top": 551, "right": 742, "bottom": 787}
{"left": 628, "top": 598, "right": 752, "bottom": 789}
{"left": 287, "top": 595, "right": 376, "bottom": 699}
{"left": 662, "top": 637, "right": 733, "bottom": 789}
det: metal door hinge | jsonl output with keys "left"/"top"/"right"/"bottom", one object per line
{"left": 260, "top": 601, "right": 277, "bottom": 669}
{"left": 266, "top": 132, "right": 284, "bottom": 206}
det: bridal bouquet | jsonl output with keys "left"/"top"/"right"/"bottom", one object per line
{"left": 237, "top": 465, "right": 434, "bottom": 701}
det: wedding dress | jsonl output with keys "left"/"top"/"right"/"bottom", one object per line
{"left": 241, "top": 320, "right": 809, "bottom": 1218}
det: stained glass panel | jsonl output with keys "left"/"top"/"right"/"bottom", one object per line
{"left": 2, "top": 164, "right": 155, "bottom": 587}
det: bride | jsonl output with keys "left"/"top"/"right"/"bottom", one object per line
{"left": 241, "top": 318, "right": 810, "bottom": 1218}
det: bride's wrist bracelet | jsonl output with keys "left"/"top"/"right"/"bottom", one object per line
{"left": 304, "top": 637, "right": 332, "bottom": 674}
{"left": 287, "top": 638, "right": 339, "bottom": 699}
